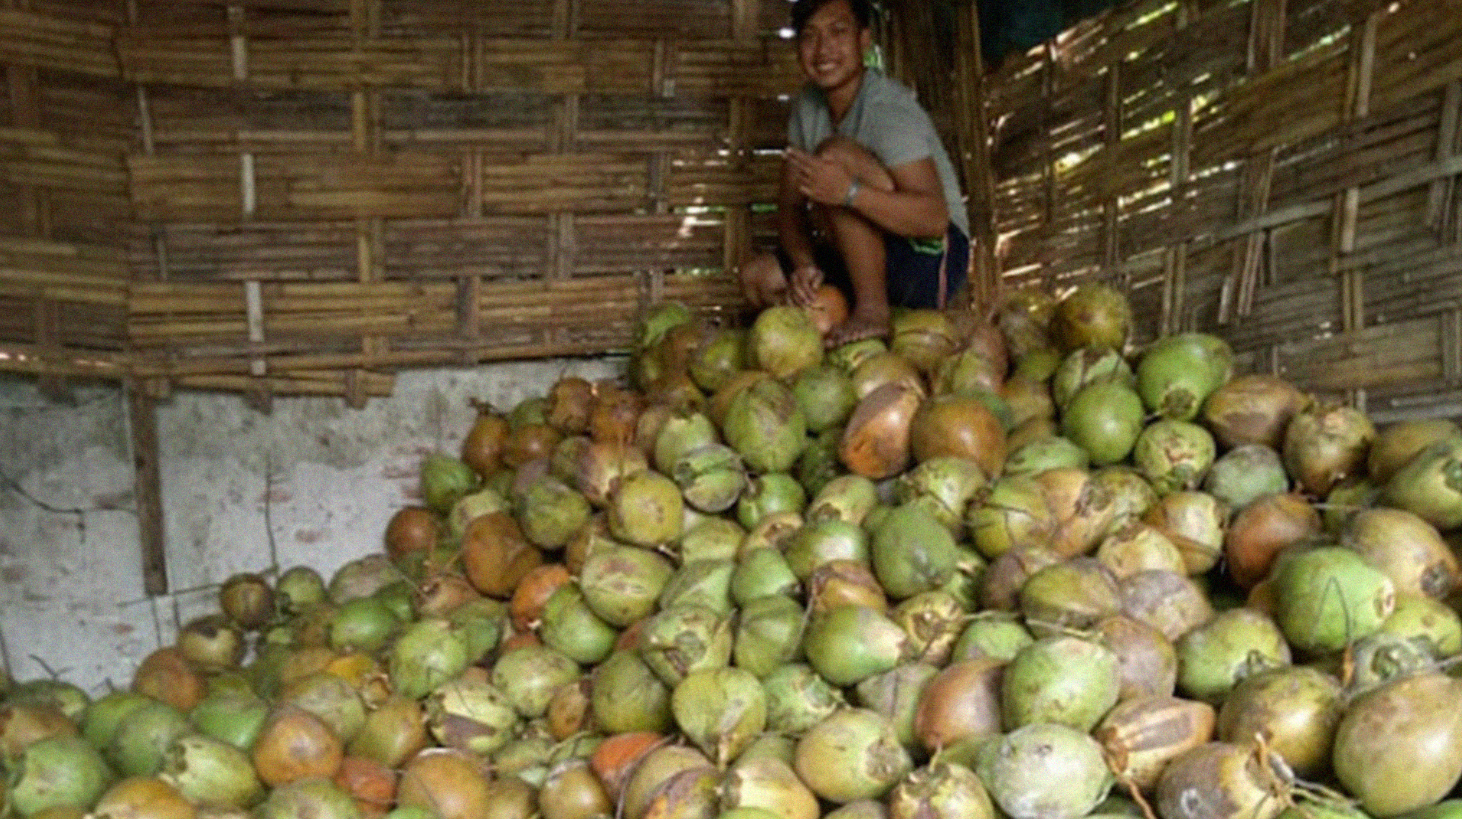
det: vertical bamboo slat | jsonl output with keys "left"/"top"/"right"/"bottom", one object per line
{"left": 1334, "top": 8, "right": 1380, "bottom": 409}
{"left": 722, "top": 0, "right": 758, "bottom": 306}
{"left": 1101, "top": 62, "right": 1121, "bottom": 277}
{"left": 347, "top": 0, "right": 382, "bottom": 410}
{"left": 1158, "top": 0, "right": 1197, "bottom": 338}
{"left": 1425, "top": 80, "right": 1460, "bottom": 235}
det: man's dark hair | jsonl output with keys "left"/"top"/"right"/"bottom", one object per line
{"left": 791, "top": 0, "right": 873, "bottom": 36}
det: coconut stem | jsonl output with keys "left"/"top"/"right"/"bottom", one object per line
{"left": 1287, "top": 759, "right": 1365, "bottom": 817}
{"left": 1254, "top": 735, "right": 1300, "bottom": 813}
{"left": 1109, "top": 763, "right": 1159, "bottom": 819}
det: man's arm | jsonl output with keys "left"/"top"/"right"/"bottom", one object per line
{"left": 777, "top": 158, "right": 817, "bottom": 269}
{"left": 787, "top": 147, "right": 948, "bottom": 240}
{"left": 777, "top": 156, "right": 827, "bottom": 305}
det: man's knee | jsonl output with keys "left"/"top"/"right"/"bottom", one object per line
{"left": 812, "top": 137, "right": 892, "bottom": 190}
{"left": 813, "top": 135, "right": 873, "bottom": 164}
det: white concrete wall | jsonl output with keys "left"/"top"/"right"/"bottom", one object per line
{"left": 0, "top": 358, "right": 622, "bottom": 694}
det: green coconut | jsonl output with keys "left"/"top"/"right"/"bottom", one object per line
{"left": 733, "top": 594, "right": 806, "bottom": 677}
{"left": 761, "top": 664, "right": 844, "bottom": 735}
{"left": 1062, "top": 380, "right": 1145, "bottom": 466}
{"left": 1134, "top": 419, "right": 1216, "bottom": 495}
{"left": 539, "top": 583, "right": 617, "bottom": 665}
{"left": 1001, "top": 635, "right": 1120, "bottom": 731}
{"left": 794, "top": 709, "right": 912, "bottom": 804}
{"left": 1332, "top": 673, "right": 1462, "bottom": 817}
{"left": 803, "top": 605, "right": 911, "bottom": 687}
{"left": 749, "top": 305, "right": 823, "bottom": 379}
{"left": 672, "top": 667, "right": 767, "bottom": 766}
{"left": 1383, "top": 436, "right": 1462, "bottom": 530}
{"left": 1176, "top": 608, "right": 1292, "bottom": 703}
{"left": 976, "top": 723, "right": 1112, "bottom": 819}
{"left": 870, "top": 503, "right": 960, "bottom": 600}
{"left": 7, "top": 735, "right": 114, "bottom": 817}
{"left": 1274, "top": 546, "right": 1396, "bottom": 655}
{"left": 723, "top": 378, "right": 808, "bottom": 474}
{"left": 1136, "top": 333, "right": 1235, "bottom": 421}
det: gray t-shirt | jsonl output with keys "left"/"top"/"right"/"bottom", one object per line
{"left": 787, "top": 69, "right": 969, "bottom": 237}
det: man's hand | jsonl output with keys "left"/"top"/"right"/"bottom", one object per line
{"left": 786, "top": 147, "right": 856, "bottom": 208}
{"left": 788, "top": 263, "right": 823, "bottom": 307}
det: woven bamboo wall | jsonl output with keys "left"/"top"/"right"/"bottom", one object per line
{"left": 0, "top": 0, "right": 807, "bottom": 402}
{"left": 985, "top": 0, "right": 1462, "bottom": 420}
{"left": 0, "top": 2, "right": 132, "bottom": 394}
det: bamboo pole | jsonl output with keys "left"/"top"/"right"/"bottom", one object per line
{"left": 952, "top": 0, "right": 997, "bottom": 313}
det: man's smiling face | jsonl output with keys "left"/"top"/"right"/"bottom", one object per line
{"left": 796, "top": 0, "right": 871, "bottom": 95}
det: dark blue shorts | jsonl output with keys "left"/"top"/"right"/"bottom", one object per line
{"left": 778, "top": 223, "right": 970, "bottom": 310}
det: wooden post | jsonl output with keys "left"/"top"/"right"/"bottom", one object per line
{"left": 952, "top": 0, "right": 998, "bottom": 313}
{"left": 128, "top": 380, "right": 168, "bottom": 595}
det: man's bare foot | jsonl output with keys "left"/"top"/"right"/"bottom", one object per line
{"left": 825, "top": 311, "right": 890, "bottom": 348}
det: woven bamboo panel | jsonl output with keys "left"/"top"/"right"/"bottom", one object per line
{"left": 0, "top": 238, "right": 131, "bottom": 383}
{"left": 0, "top": 0, "right": 133, "bottom": 393}
{"left": 0, "top": 0, "right": 801, "bottom": 399}
{"left": 133, "top": 213, "right": 734, "bottom": 283}
{"left": 985, "top": 0, "right": 1462, "bottom": 418}
{"left": 125, "top": 272, "right": 740, "bottom": 368}
{"left": 0, "top": 9, "right": 119, "bottom": 78}
{"left": 113, "top": 30, "right": 799, "bottom": 96}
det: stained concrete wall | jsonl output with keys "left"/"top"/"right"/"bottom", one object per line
{"left": 0, "top": 358, "right": 621, "bottom": 694}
